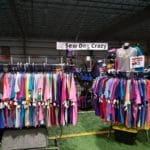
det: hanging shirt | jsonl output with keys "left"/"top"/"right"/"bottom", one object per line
{"left": 134, "top": 80, "right": 141, "bottom": 104}
{"left": 37, "top": 73, "right": 43, "bottom": 101}
{"left": 17, "top": 73, "right": 25, "bottom": 100}
{"left": 3, "top": 73, "right": 12, "bottom": 101}
{"left": 25, "top": 73, "right": 30, "bottom": 103}
{"left": 134, "top": 46, "right": 144, "bottom": 72}
{"left": 146, "top": 80, "right": 150, "bottom": 127}
{"left": 33, "top": 73, "right": 38, "bottom": 102}
{"left": 10, "top": 74, "right": 16, "bottom": 100}
{"left": 104, "top": 78, "right": 114, "bottom": 99}
{"left": 69, "top": 74, "right": 77, "bottom": 125}
{"left": 15, "top": 73, "right": 21, "bottom": 98}
{"left": 53, "top": 73, "right": 57, "bottom": 103}
{"left": 44, "top": 73, "right": 50, "bottom": 102}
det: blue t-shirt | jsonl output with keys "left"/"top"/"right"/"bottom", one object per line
{"left": 134, "top": 46, "right": 144, "bottom": 72}
{"left": 135, "top": 46, "right": 143, "bottom": 56}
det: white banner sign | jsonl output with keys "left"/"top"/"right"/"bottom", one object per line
{"left": 130, "top": 56, "right": 145, "bottom": 69}
{"left": 56, "top": 42, "right": 108, "bottom": 50}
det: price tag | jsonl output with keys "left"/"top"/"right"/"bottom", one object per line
{"left": 4, "top": 102, "right": 8, "bottom": 106}
{"left": 33, "top": 102, "right": 37, "bottom": 107}
{"left": 22, "top": 101, "right": 26, "bottom": 105}
{"left": 113, "top": 99, "right": 116, "bottom": 104}
{"left": 24, "top": 105, "right": 28, "bottom": 109}
{"left": 53, "top": 102, "right": 56, "bottom": 107}
{"left": 107, "top": 100, "right": 110, "bottom": 104}
{"left": 72, "top": 102, "right": 75, "bottom": 106}
{"left": 17, "top": 105, "right": 21, "bottom": 109}
{"left": 14, "top": 102, "right": 18, "bottom": 106}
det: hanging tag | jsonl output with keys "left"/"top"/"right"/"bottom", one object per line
{"left": 53, "top": 102, "right": 56, "bottom": 107}
{"left": 33, "top": 102, "right": 37, "bottom": 107}
{"left": 99, "top": 97, "right": 103, "bottom": 103}
{"left": 24, "top": 104, "right": 28, "bottom": 109}
{"left": 22, "top": 101, "right": 26, "bottom": 105}
{"left": 113, "top": 99, "right": 116, "bottom": 104}
{"left": 72, "top": 102, "right": 75, "bottom": 106}
{"left": 41, "top": 120, "right": 44, "bottom": 125}
{"left": 14, "top": 102, "right": 18, "bottom": 106}
{"left": 17, "top": 105, "right": 21, "bottom": 109}
{"left": 38, "top": 102, "right": 41, "bottom": 106}
{"left": 4, "top": 102, "right": 8, "bottom": 106}
{"left": 64, "top": 101, "right": 68, "bottom": 108}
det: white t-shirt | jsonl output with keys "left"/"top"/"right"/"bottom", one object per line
{"left": 116, "top": 47, "right": 137, "bottom": 72}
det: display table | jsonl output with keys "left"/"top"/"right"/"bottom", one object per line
{"left": 113, "top": 125, "right": 138, "bottom": 145}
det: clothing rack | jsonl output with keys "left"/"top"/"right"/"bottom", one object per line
{"left": 0, "top": 63, "right": 77, "bottom": 150}
{"left": 0, "top": 63, "right": 75, "bottom": 68}
{"left": 0, "top": 63, "right": 75, "bottom": 74}
{"left": 108, "top": 73, "right": 150, "bottom": 142}
{"left": 0, "top": 55, "right": 73, "bottom": 67}
{"left": 107, "top": 70, "right": 150, "bottom": 78}
{"left": 100, "top": 70, "right": 150, "bottom": 138}
{"left": 0, "top": 55, "right": 78, "bottom": 149}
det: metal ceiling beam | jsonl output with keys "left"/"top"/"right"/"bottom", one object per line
{"left": 31, "top": 0, "right": 149, "bottom": 7}
{"left": 21, "top": 2, "right": 134, "bottom": 15}
{"left": 95, "top": 6, "right": 150, "bottom": 40}
{"left": 30, "top": 0, "right": 134, "bottom": 12}
{"left": 80, "top": 35, "right": 150, "bottom": 42}
{"left": 72, "top": 0, "right": 148, "bottom": 7}
{"left": 6, "top": 0, "right": 26, "bottom": 54}
{"left": 28, "top": 6, "right": 129, "bottom": 15}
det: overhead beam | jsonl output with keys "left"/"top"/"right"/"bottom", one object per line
{"left": 72, "top": 0, "right": 147, "bottom": 7}
{"left": 95, "top": 6, "right": 150, "bottom": 40}
{"left": 6, "top": 0, "right": 26, "bottom": 54}
{"left": 31, "top": 0, "right": 148, "bottom": 8}
{"left": 31, "top": 0, "right": 134, "bottom": 12}
{"left": 29, "top": 5, "right": 130, "bottom": 15}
